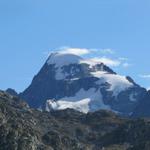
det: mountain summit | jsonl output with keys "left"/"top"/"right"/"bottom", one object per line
{"left": 47, "top": 52, "right": 83, "bottom": 67}
{"left": 20, "top": 52, "right": 146, "bottom": 116}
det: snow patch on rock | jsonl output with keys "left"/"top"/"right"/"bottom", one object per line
{"left": 129, "top": 93, "right": 137, "bottom": 102}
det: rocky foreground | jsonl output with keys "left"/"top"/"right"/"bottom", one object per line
{"left": 0, "top": 91, "right": 150, "bottom": 150}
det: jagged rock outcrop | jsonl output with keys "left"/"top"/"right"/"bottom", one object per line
{"left": 132, "top": 90, "right": 150, "bottom": 117}
{"left": 6, "top": 88, "right": 18, "bottom": 96}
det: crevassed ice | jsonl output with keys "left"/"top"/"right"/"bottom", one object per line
{"left": 46, "top": 88, "right": 110, "bottom": 113}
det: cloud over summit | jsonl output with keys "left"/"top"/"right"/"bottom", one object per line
{"left": 46, "top": 46, "right": 130, "bottom": 68}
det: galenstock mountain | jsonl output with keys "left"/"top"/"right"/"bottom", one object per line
{"left": 17, "top": 52, "right": 149, "bottom": 117}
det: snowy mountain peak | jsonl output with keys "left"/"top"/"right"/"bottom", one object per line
{"left": 21, "top": 51, "right": 147, "bottom": 116}
{"left": 47, "top": 52, "right": 83, "bottom": 67}
{"left": 46, "top": 52, "right": 110, "bottom": 69}
{"left": 46, "top": 52, "right": 117, "bottom": 80}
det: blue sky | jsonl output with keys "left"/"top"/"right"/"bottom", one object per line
{"left": 0, "top": 0, "right": 150, "bottom": 92}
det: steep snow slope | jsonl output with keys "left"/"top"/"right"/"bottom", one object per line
{"left": 47, "top": 52, "right": 83, "bottom": 67}
{"left": 92, "top": 72, "right": 133, "bottom": 96}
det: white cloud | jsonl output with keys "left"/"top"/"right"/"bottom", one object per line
{"left": 58, "top": 47, "right": 91, "bottom": 56}
{"left": 147, "top": 87, "right": 150, "bottom": 91}
{"left": 139, "top": 74, "right": 150, "bottom": 79}
{"left": 43, "top": 47, "right": 91, "bottom": 57}
{"left": 56, "top": 47, "right": 115, "bottom": 56}
{"left": 99, "top": 49, "right": 115, "bottom": 54}
{"left": 90, "top": 57, "right": 121, "bottom": 67}
{"left": 46, "top": 47, "right": 115, "bottom": 56}
{"left": 90, "top": 57, "right": 131, "bottom": 68}
{"left": 122, "top": 63, "right": 131, "bottom": 68}
{"left": 88, "top": 48, "right": 115, "bottom": 54}
{"left": 119, "top": 57, "right": 128, "bottom": 61}
{"left": 45, "top": 47, "right": 131, "bottom": 68}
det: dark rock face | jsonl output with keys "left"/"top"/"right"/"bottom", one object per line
{"left": 132, "top": 91, "right": 150, "bottom": 117}
{"left": 20, "top": 62, "right": 116, "bottom": 109}
{"left": 101, "top": 86, "right": 146, "bottom": 115}
{"left": 1, "top": 91, "right": 150, "bottom": 150}
{"left": 19, "top": 54, "right": 147, "bottom": 116}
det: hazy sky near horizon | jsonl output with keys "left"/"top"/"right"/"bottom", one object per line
{"left": 0, "top": 0, "right": 150, "bottom": 92}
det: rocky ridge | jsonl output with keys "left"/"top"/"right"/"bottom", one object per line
{"left": 1, "top": 91, "right": 150, "bottom": 150}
